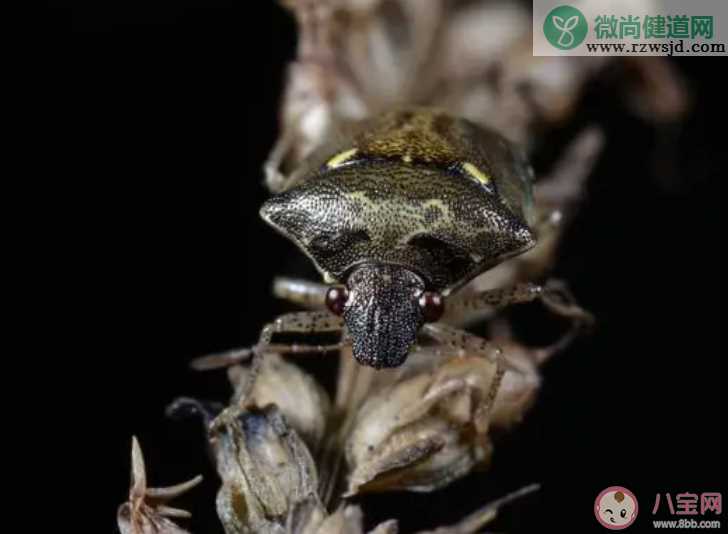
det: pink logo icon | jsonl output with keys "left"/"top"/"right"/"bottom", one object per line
{"left": 595, "top": 486, "right": 639, "bottom": 530}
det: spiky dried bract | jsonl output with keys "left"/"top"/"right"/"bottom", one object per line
{"left": 117, "top": 437, "right": 202, "bottom": 534}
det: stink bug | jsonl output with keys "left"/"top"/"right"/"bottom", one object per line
{"left": 196, "top": 108, "right": 591, "bottom": 373}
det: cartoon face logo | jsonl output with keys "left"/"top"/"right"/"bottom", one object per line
{"left": 595, "top": 486, "right": 639, "bottom": 530}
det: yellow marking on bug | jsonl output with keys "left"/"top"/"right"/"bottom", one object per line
{"left": 327, "top": 148, "right": 358, "bottom": 168}
{"left": 402, "top": 154, "right": 413, "bottom": 163}
{"left": 462, "top": 162, "right": 491, "bottom": 185}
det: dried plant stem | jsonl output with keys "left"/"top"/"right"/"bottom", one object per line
{"left": 319, "top": 351, "right": 377, "bottom": 508}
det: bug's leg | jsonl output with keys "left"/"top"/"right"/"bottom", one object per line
{"left": 422, "top": 322, "right": 503, "bottom": 363}
{"left": 448, "top": 283, "right": 542, "bottom": 317}
{"left": 191, "top": 342, "right": 346, "bottom": 371}
{"left": 257, "top": 310, "right": 344, "bottom": 343}
{"left": 243, "top": 311, "right": 345, "bottom": 400}
{"left": 272, "top": 276, "right": 329, "bottom": 309}
{"left": 538, "top": 279, "right": 595, "bottom": 324}
{"left": 192, "top": 311, "right": 345, "bottom": 369}
{"left": 207, "top": 311, "right": 345, "bottom": 430}
{"left": 445, "top": 280, "right": 593, "bottom": 357}
{"left": 420, "top": 322, "right": 506, "bottom": 426}
{"left": 448, "top": 280, "right": 594, "bottom": 325}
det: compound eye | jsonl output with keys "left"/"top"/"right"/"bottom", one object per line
{"left": 325, "top": 286, "right": 349, "bottom": 316}
{"left": 418, "top": 291, "right": 444, "bottom": 323}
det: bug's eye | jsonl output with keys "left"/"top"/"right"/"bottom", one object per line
{"left": 326, "top": 286, "right": 349, "bottom": 316}
{"left": 620, "top": 509, "right": 627, "bottom": 518}
{"left": 418, "top": 291, "right": 444, "bottom": 323}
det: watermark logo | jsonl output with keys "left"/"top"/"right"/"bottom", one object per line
{"left": 543, "top": 5, "right": 588, "bottom": 49}
{"left": 651, "top": 491, "right": 722, "bottom": 529}
{"left": 534, "top": 0, "right": 727, "bottom": 56}
{"left": 595, "top": 486, "right": 639, "bottom": 530}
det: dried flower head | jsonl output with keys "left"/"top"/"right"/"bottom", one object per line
{"left": 210, "top": 405, "right": 323, "bottom": 533}
{"left": 344, "top": 349, "right": 503, "bottom": 495}
{"left": 117, "top": 437, "right": 202, "bottom": 534}
{"left": 170, "top": 331, "right": 556, "bottom": 532}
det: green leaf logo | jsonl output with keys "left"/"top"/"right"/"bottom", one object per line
{"left": 544, "top": 5, "right": 588, "bottom": 50}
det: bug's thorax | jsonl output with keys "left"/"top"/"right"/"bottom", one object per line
{"left": 260, "top": 109, "right": 536, "bottom": 294}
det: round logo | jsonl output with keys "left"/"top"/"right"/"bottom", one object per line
{"left": 594, "top": 486, "right": 639, "bottom": 530}
{"left": 543, "top": 5, "right": 588, "bottom": 50}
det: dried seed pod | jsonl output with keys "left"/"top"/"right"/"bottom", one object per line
{"left": 345, "top": 353, "right": 504, "bottom": 494}
{"left": 211, "top": 405, "right": 324, "bottom": 533}
{"left": 228, "top": 353, "right": 332, "bottom": 448}
{"left": 117, "top": 436, "right": 202, "bottom": 534}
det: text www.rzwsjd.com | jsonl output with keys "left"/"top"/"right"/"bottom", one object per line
{"left": 586, "top": 40, "right": 726, "bottom": 55}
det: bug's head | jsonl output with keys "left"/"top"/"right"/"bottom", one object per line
{"left": 325, "top": 263, "right": 444, "bottom": 368}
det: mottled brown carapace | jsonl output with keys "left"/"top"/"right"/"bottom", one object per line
{"left": 261, "top": 109, "right": 535, "bottom": 295}
{"left": 260, "top": 108, "right": 537, "bottom": 367}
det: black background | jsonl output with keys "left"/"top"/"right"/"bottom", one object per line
{"left": 45, "top": 2, "right": 725, "bottom": 532}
